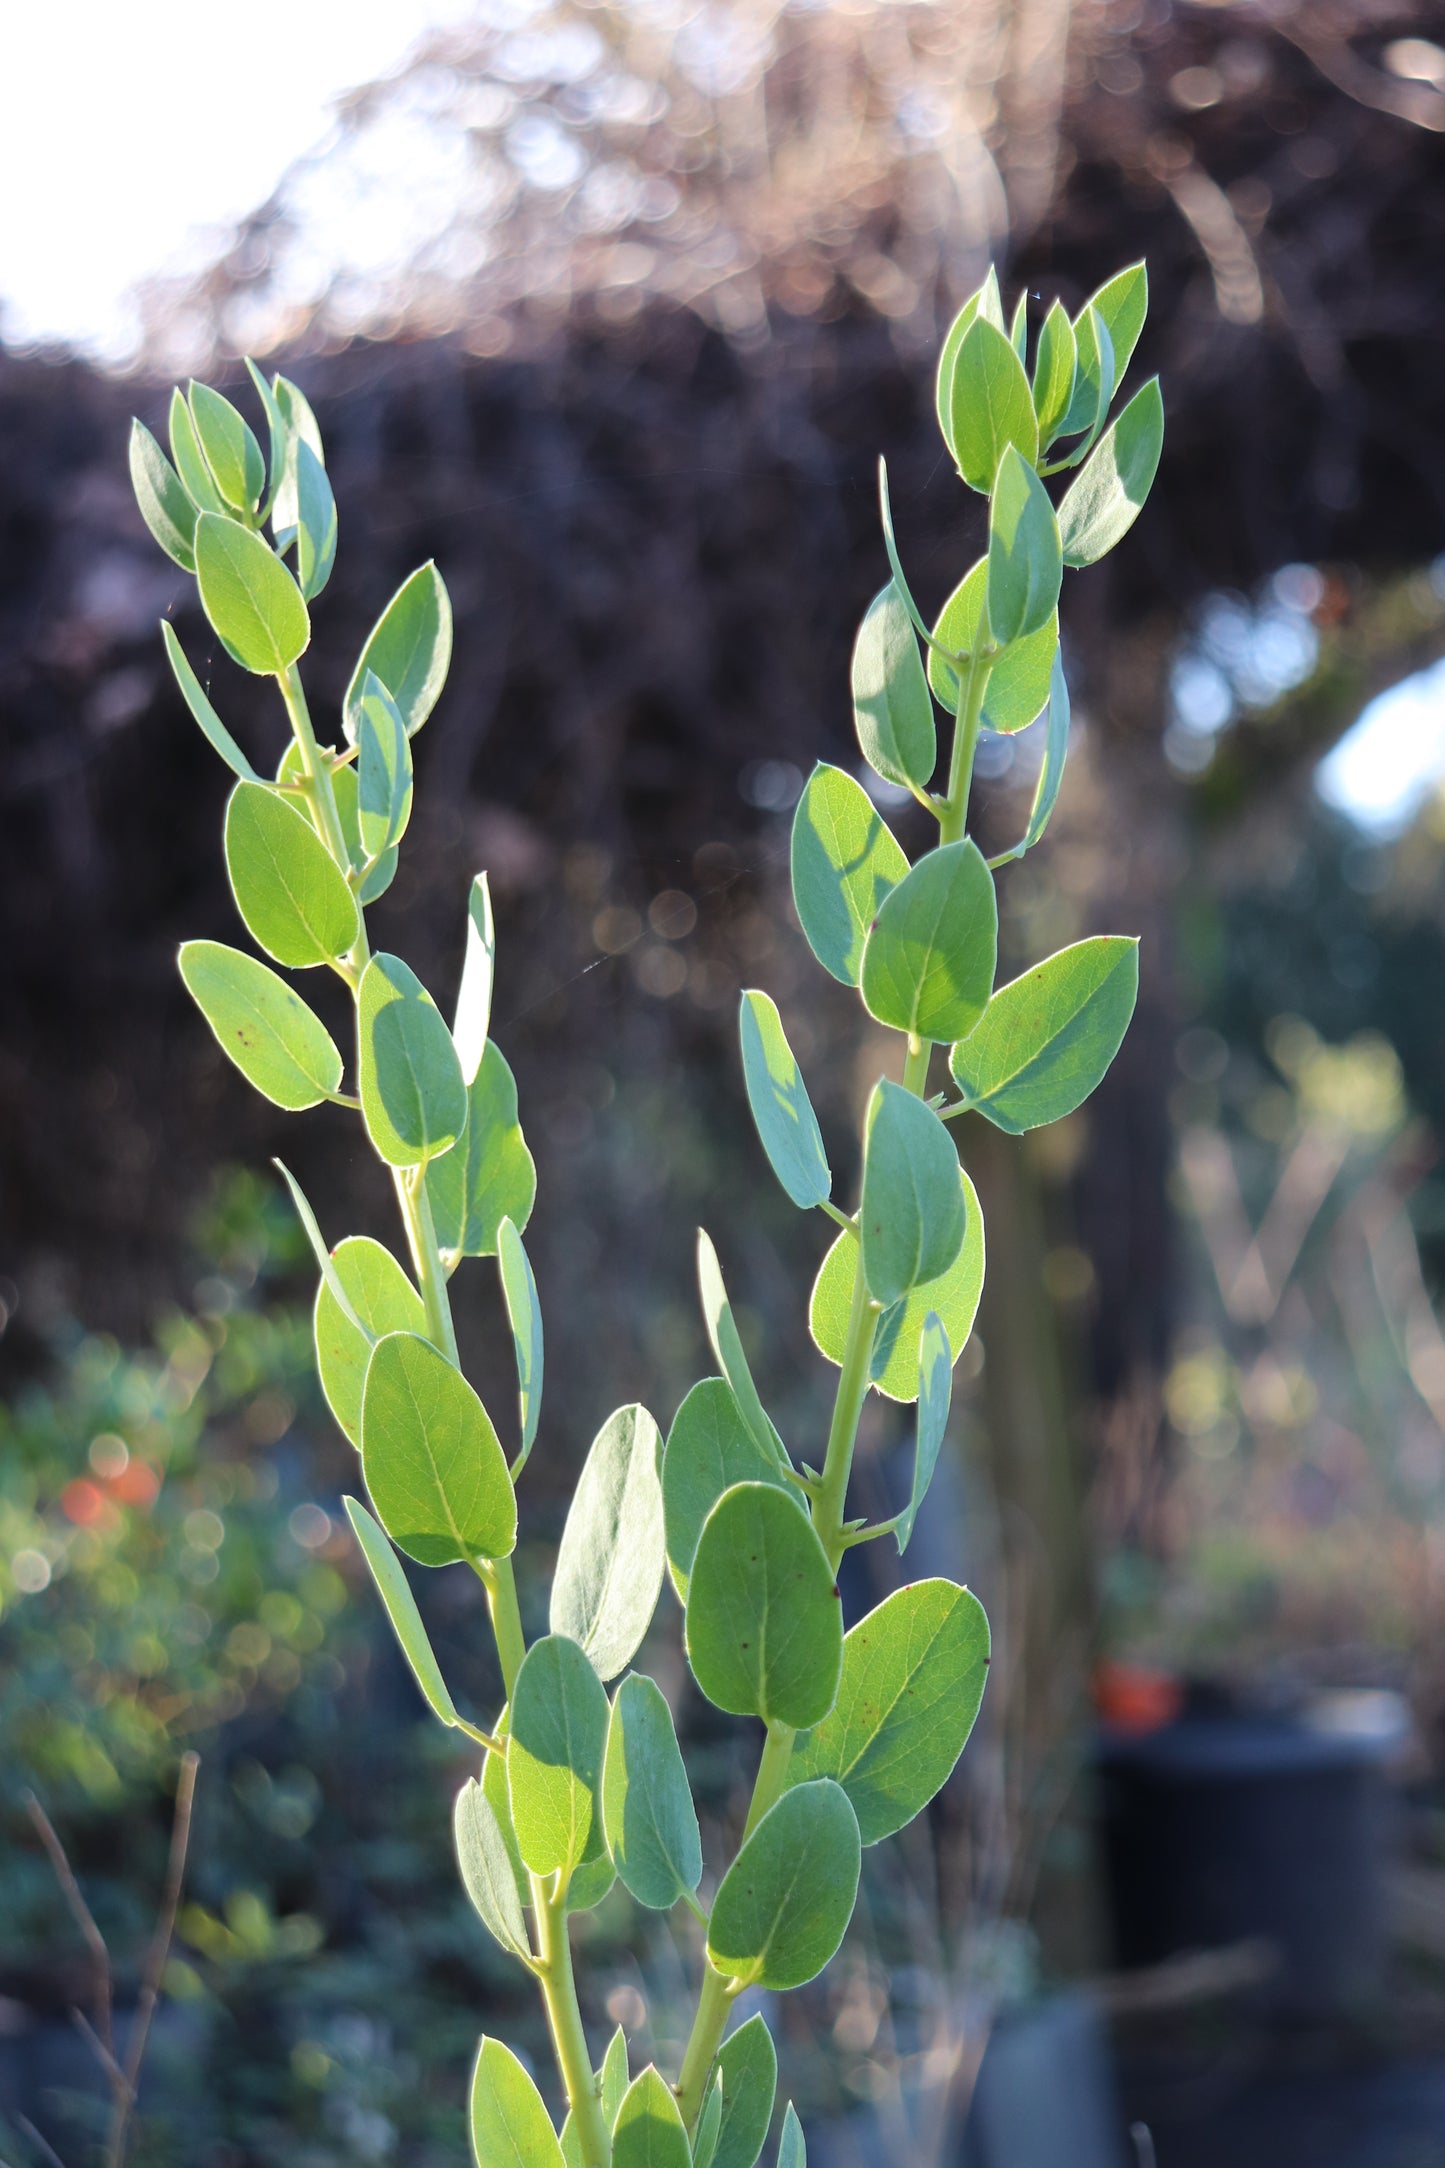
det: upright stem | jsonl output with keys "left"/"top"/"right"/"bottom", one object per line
{"left": 395, "top": 1166, "right": 460, "bottom": 1365}
{"left": 938, "top": 647, "right": 992, "bottom": 848}
{"left": 479, "top": 1555, "right": 528, "bottom": 1702}
{"left": 535, "top": 1878, "right": 611, "bottom": 2168}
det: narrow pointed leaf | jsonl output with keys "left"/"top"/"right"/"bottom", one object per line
{"left": 345, "top": 1496, "right": 460, "bottom": 1729}
{"left": 169, "top": 388, "right": 225, "bottom": 514}
{"left": 454, "top": 1777, "right": 533, "bottom": 1963}
{"left": 356, "top": 670, "right": 412, "bottom": 860}
{"left": 790, "top": 763, "right": 909, "bottom": 988}
{"left": 714, "top": 2016, "right": 776, "bottom": 2168}
{"left": 195, "top": 513, "right": 310, "bottom": 675}
{"left": 271, "top": 375, "right": 325, "bottom": 539}
{"left": 358, "top": 953, "right": 468, "bottom": 1168}
{"left": 663, "top": 1378, "right": 790, "bottom": 1604}
{"left": 1056, "top": 304, "right": 1115, "bottom": 448}
{"left": 877, "top": 457, "right": 933, "bottom": 649}
{"left": 789, "top": 1580, "right": 990, "bottom": 1844}
{"left": 188, "top": 381, "right": 265, "bottom": 513}
{"left": 161, "top": 621, "right": 258, "bottom": 779}
{"left": 696, "top": 1231, "right": 785, "bottom": 1469}
{"left": 859, "top": 840, "right": 997, "bottom": 1045}
{"left": 469, "top": 2038, "right": 565, "bottom": 2168}
{"left": 454, "top": 872, "right": 496, "bottom": 1085}
{"left": 685, "top": 1483, "right": 842, "bottom": 1728}
{"left": 314, "top": 1235, "right": 428, "bottom": 1446}
{"left": 294, "top": 438, "right": 338, "bottom": 598}
{"left": 224, "top": 780, "right": 359, "bottom": 968}
{"left": 344, "top": 561, "right": 452, "bottom": 741}
{"left": 949, "top": 935, "right": 1139, "bottom": 1132}
{"left": 602, "top": 1673, "right": 702, "bottom": 1909}
{"left": 1008, "top": 288, "right": 1028, "bottom": 361}
{"left": 694, "top": 2075, "right": 724, "bottom": 2168}
{"left": 508, "top": 1633, "right": 610, "bottom": 1878}
{"left": 777, "top": 2105, "right": 806, "bottom": 2168}
{"left": 602, "top": 2028, "right": 630, "bottom": 2126}
{"left": 928, "top": 560, "right": 1058, "bottom": 733}
{"left": 550, "top": 1404, "right": 665, "bottom": 1682}
{"left": 851, "top": 582, "right": 936, "bottom": 793}
{"left": 1089, "top": 259, "right": 1149, "bottom": 386}
{"left": 498, "top": 1217, "right": 543, "bottom": 1465}
{"left": 860, "top": 1081, "right": 965, "bottom": 1306}
{"left": 985, "top": 445, "right": 1062, "bottom": 646}
{"left": 482, "top": 1716, "right": 531, "bottom": 1915}
{"left": 811, "top": 1168, "right": 984, "bottom": 1403}
{"left": 129, "top": 421, "right": 197, "bottom": 570}
{"left": 427, "top": 1039, "right": 536, "bottom": 1252}
{"left": 1032, "top": 299, "right": 1077, "bottom": 444}
{"left": 948, "top": 318, "right": 1038, "bottom": 494}
{"left": 707, "top": 1781, "right": 860, "bottom": 1991}
{"left": 895, "top": 1316, "right": 952, "bottom": 1556}
{"left": 1018, "top": 645, "right": 1070, "bottom": 856}
{"left": 934, "top": 268, "right": 1003, "bottom": 460}
{"left": 273, "top": 1159, "right": 373, "bottom": 1344}
{"left": 1057, "top": 379, "right": 1164, "bottom": 569}
{"left": 243, "top": 357, "right": 289, "bottom": 521}
{"left": 613, "top": 2068, "right": 691, "bottom": 2168}
{"left": 179, "top": 938, "right": 341, "bottom": 1110}
{"left": 739, "top": 991, "right": 830, "bottom": 1210}
{"left": 361, "top": 1330, "right": 516, "bottom": 1566}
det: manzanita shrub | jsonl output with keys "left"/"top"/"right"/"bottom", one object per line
{"left": 127, "top": 259, "right": 1161, "bottom": 2166}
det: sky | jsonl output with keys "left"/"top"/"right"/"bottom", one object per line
{"left": 0, "top": 2, "right": 476, "bottom": 363}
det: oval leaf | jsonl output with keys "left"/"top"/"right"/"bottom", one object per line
{"left": 949, "top": 935, "right": 1139, "bottom": 1133}
{"left": 550, "top": 1404, "right": 665, "bottom": 1682}
{"left": 1057, "top": 379, "right": 1164, "bottom": 569}
{"left": 454, "top": 1777, "right": 533, "bottom": 1963}
{"left": 714, "top": 2015, "right": 776, "bottom": 2168}
{"left": 469, "top": 2038, "right": 565, "bottom": 2168}
{"left": 168, "top": 389, "right": 225, "bottom": 514}
{"left": 498, "top": 1217, "right": 543, "bottom": 1467}
{"left": 935, "top": 268, "right": 1003, "bottom": 460}
{"left": 790, "top": 764, "right": 909, "bottom": 988}
{"left": 811, "top": 1167, "right": 984, "bottom": 1403}
{"left": 179, "top": 938, "right": 341, "bottom": 1110}
{"left": 602, "top": 1673, "right": 702, "bottom": 1910}
{"left": 508, "top": 1633, "right": 610, "bottom": 1879}
{"left": 860, "top": 1081, "right": 965, "bottom": 1307}
{"left": 859, "top": 840, "right": 997, "bottom": 1045}
{"left": 685, "top": 1483, "right": 842, "bottom": 1728}
{"left": 851, "top": 582, "right": 936, "bottom": 793}
{"left": 613, "top": 2067, "right": 691, "bottom": 2168}
{"left": 1031, "top": 299, "right": 1077, "bottom": 444}
{"left": 928, "top": 560, "right": 1058, "bottom": 734}
{"left": 1056, "top": 304, "right": 1116, "bottom": 447}
{"left": 707, "top": 1780, "right": 860, "bottom": 1991}
{"left": 344, "top": 561, "right": 453, "bottom": 741}
{"left": 985, "top": 445, "right": 1062, "bottom": 646}
{"left": 356, "top": 670, "right": 412, "bottom": 860}
{"left": 344, "top": 1495, "right": 459, "bottom": 1729}
{"left": 948, "top": 318, "right": 1039, "bottom": 494}
{"left": 358, "top": 953, "right": 469, "bottom": 1169}
{"left": 663, "top": 1378, "right": 791, "bottom": 1605}
{"left": 129, "top": 420, "right": 197, "bottom": 571}
{"left": 1089, "top": 260, "right": 1148, "bottom": 388}
{"left": 195, "top": 512, "right": 310, "bottom": 675}
{"left": 224, "top": 780, "right": 359, "bottom": 969}
{"left": 427, "top": 1039, "right": 537, "bottom": 1254}
{"left": 314, "top": 1235, "right": 429, "bottom": 1447}
{"left": 189, "top": 381, "right": 265, "bottom": 513}
{"left": 361, "top": 1330, "right": 516, "bottom": 1566}
{"left": 739, "top": 991, "right": 831, "bottom": 1211}
{"left": 789, "top": 1580, "right": 990, "bottom": 1844}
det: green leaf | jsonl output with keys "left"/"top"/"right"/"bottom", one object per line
{"left": 1008, "top": 288, "right": 1029, "bottom": 362}
{"left": 777, "top": 2105, "right": 806, "bottom": 2168}
{"left": 948, "top": 319, "right": 1038, "bottom": 494}
{"left": 498, "top": 1217, "right": 543, "bottom": 1467}
{"left": 790, "top": 763, "right": 909, "bottom": 989}
{"left": 129, "top": 421, "right": 197, "bottom": 571}
{"left": 358, "top": 953, "right": 469, "bottom": 1169}
{"left": 1019, "top": 645, "right": 1070, "bottom": 856}
{"left": 859, "top": 840, "right": 997, "bottom": 1044}
{"left": 195, "top": 513, "right": 311, "bottom": 675}
{"left": 707, "top": 1781, "right": 860, "bottom": 1991}
{"left": 327, "top": 761, "right": 400, "bottom": 899}
{"left": 565, "top": 1849, "right": 617, "bottom": 1914}
{"left": 356, "top": 670, "right": 413, "bottom": 860}
{"left": 927, "top": 560, "right": 1058, "bottom": 734}
{"left": 851, "top": 583, "right": 936, "bottom": 794}
{"left": 508, "top": 1633, "right": 609, "bottom": 1879}
{"left": 271, "top": 375, "right": 325, "bottom": 539}
{"left": 1089, "top": 259, "right": 1149, "bottom": 387}
{"left": 602, "top": 1673, "right": 702, "bottom": 1910}
{"left": 985, "top": 446, "right": 1062, "bottom": 646}
{"left": 1057, "top": 379, "right": 1164, "bottom": 569}
{"left": 242, "top": 358, "right": 289, "bottom": 522}
{"left": 168, "top": 388, "right": 225, "bottom": 515}
{"left": 714, "top": 2016, "right": 776, "bottom": 2168}
{"left": 454, "top": 873, "right": 496, "bottom": 1085}
{"left": 695, "top": 1231, "right": 786, "bottom": 1471}
{"left": 694, "top": 2073, "right": 724, "bottom": 2168}
{"left": 294, "top": 438, "right": 337, "bottom": 599}
{"left": 810, "top": 1167, "right": 985, "bottom": 1402}
{"left": 314, "top": 1235, "right": 428, "bottom": 1447}
{"left": 188, "top": 381, "right": 265, "bottom": 514}
{"left": 272, "top": 1159, "right": 374, "bottom": 1345}
{"left": 550, "top": 1405, "right": 665, "bottom": 1682}
{"left": 934, "top": 268, "right": 1003, "bottom": 461}
{"left": 179, "top": 938, "right": 341, "bottom": 1110}
{"left": 454, "top": 1777, "right": 533, "bottom": 1964}
{"left": 949, "top": 935, "right": 1139, "bottom": 1132}
{"left": 361, "top": 1330, "right": 516, "bottom": 1566}
{"left": 482, "top": 1716, "right": 531, "bottom": 1916}
{"left": 860, "top": 1081, "right": 965, "bottom": 1306}
{"left": 469, "top": 2038, "right": 565, "bottom": 2168}
{"left": 161, "top": 622, "right": 258, "bottom": 780}
{"left": 613, "top": 2068, "right": 691, "bottom": 2168}
{"left": 876, "top": 458, "right": 933, "bottom": 651}
{"left": 1031, "top": 300, "right": 1077, "bottom": 444}
{"left": 894, "top": 1315, "right": 952, "bottom": 1556}
{"left": 663, "top": 1379, "right": 791, "bottom": 1605}
{"left": 343, "top": 562, "right": 453, "bottom": 742}
{"left": 344, "top": 1496, "right": 459, "bottom": 1728}
{"left": 224, "top": 780, "right": 359, "bottom": 968}
{"left": 790, "top": 1581, "right": 990, "bottom": 1844}
{"left": 1055, "top": 304, "right": 1115, "bottom": 448}
{"left": 427, "top": 1039, "right": 536, "bottom": 1252}
{"left": 739, "top": 992, "right": 830, "bottom": 1211}
{"left": 685, "top": 1483, "right": 842, "bottom": 1727}
{"left": 602, "top": 2029, "right": 630, "bottom": 2126}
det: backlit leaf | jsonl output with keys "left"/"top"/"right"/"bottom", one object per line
{"left": 361, "top": 1330, "right": 516, "bottom": 1567}
{"left": 696, "top": 1231, "right": 787, "bottom": 1470}
{"left": 179, "top": 938, "right": 341, "bottom": 1110}
{"left": 859, "top": 840, "right": 997, "bottom": 1044}
{"left": 714, "top": 2016, "right": 776, "bottom": 2168}
{"left": 985, "top": 446, "right": 1062, "bottom": 646}
{"left": 739, "top": 991, "right": 830, "bottom": 1211}
{"left": 358, "top": 953, "right": 468, "bottom": 1168}
{"left": 195, "top": 512, "right": 310, "bottom": 676}
{"left": 129, "top": 420, "right": 197, "bottom": 571}
{"left": 453, "top": 873, "right": 495, "bottom": 1085}
{"left": 161, "top": 622, "right": 258, "bottom": 779}
{"left": 508, "top": 1633, "right": 609, "bottom": 1879}
{"left": 345, "top": 1496, "right": 459, "bottom": 1730}
{"left": 707, "top": 1781, "right": 860, "bottom": 1991}
{"left": 355, "top": 670, "right": 412, "bottom": 860}
{"left": 948, "top": 319, "right": 1038, "bottom": 494}
{"left": 602, "top": 1674, "right": 702, "bottom": 1908}
{"left": 454, "top": 1777, "right": 532, "bottom": 1963}
{"left": 810, "top": 1167, "right": 984, "bottom": 1403}
{"left": 343, "top": 561, "right": 452, "bottom": 742}
{"left": 550, "top": 1405, "right": 665, "bottom": 1682}
{"left": 294, "top": 438, "right": 338, "bottom": 598}
{"left": 188, "top": 381, "right": 265, "bottom": 513}
{"left": 685, "top": 1483, "right": 841, "bottom": 1728}
{"left": 497, "top": 1217, "right": 543, "bottom": 1466}
{"left": 790, "top": 763, "right": 909, "bottom": 989}
{"left": 859, "top": 1081, "right": 965, "bottom": 1306}
{"left": 894, "top": 1315, "right": 951, "bottom": 1556}
{"left": 224, "top": 780, "right": 359, "bottom": 968}
{"left": 663, "top": 1378, "right": 790, "bottom": 1605}
{"left": 469, "top": 2038, "right": 565, "bottom": 2168}
{"left": 949, "top": 935, "right": 1138, "bottom": 1132}
{"left": 927, "top": 560, "right": 1058, "bottom": 734}
{"left": 1056, "top": 379, "right": 1164, "bottom": 569}
{"left": 851, "top": 582, "right": 936, "bottom": 793}
{"left": 613, "top": 2068, "right": 691, "bottom": 2168}
{"left": 427, "top": 1040, "right": 536, "bottom": 1253}
{"left": 314, "top": 1234, "right": 428, "bottom": 1446}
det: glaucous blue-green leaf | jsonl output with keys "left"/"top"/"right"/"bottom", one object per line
{"left": 271, "top": 375, "right": 325, "bottom": 539}
{"left": 469, "top": 2038, "right": 565, "bottom": 2168}
{"left": 1055, "top": 304, "right": 1114, "bottom": 449}
{"left": 453, "top": 873, "right": 495, "bottom": 1085}
{"left": 663, "top": 1378, "right": 790, "bottom": 1604}
{"left": 811, "top": 1168, "right": 984, "bottom": 1403}
{"left": 739, "top": 991, "right": 830, "bottom": 1210}
{"left": 168, "top": 387, "right": 225, "bottom": 515}
{"left": 293, "top": 437, "right": 337, "bottom": 598}
{"left": 355, "top": 670, "right": 412, "bottom": 860}
{"left": 948, "top": 318, "right": 1039, "bottom": 494}
{"left": 361, "top": 1330, "right": 516, "bottom": 1567}
{"left": 985, "top": 446, "right": 1062, "bottom": 646}
{"left": 1056, "top": 380, "right": 1164, "bottom": 569}
{"left": 876, "top": 457, "right": 932, "bottom": 651}
{"left": 894, "top": 1316, "right": 952, "bottom": 1556}
{"left": 928, "top": 560, "right": 1058, "bottom": 733}
{"left": 1088, "top": 259, "right": 1148, "bottom": 388}
{"left": 859, "top": 840, "right": 997, "bottom": 1045}
{"left": 195, "top": 513, "right": 310, "bottom": 676}
{"left": 602, "top": 1673, "right": 702, "bottom": 1909}
{"left": 777, "top": 2105, "right": 806, "bottom": 2168}
{"left": 948, "top": 935, "right": 1139, "bottom": 1132}
{"left": 613, "top": 2068, "right": 691, "bottom": 2168}
{"left": 860, "top": 1081, "right": 965, "bottom": 1306}
{"left": 696, "top": 1231, "right": 786, "bottom": 1470}
{"left": 935, "top": 267, "right": 1003, "bottom": 462}
{"left": 1018, "top": 645, "right": 1070, "bottom": 857}
{"left": 161, "top": 621, "right": 258, "bottom": 780}
{"left": 714, "top": 2015, "right": 776, "bottom": 2168}
{"left": 550, "top": 1404, "right": 665, "bottom": 1682}
{"left": 344, "top": 1496, "right": 459, "bottom": 1728}
{"left": 602, "top": 2028, "right": 630, "bottom": 2126}
{"left": 242, "top": 357, "right": 288, "bottom": 521}
{"left": 314, "top": 1234, "right": 428, "bottom": 1446}
{"left": 1008, "top": 287, "right": 1029, "bottom": 362}
{"left": 498, "top": 1216, "right": 543, "bottom": 1468}
{"left": 358, "top": 953, "right": 468, "bottom": 1168}
{"left": 224, "top": 780, "right": 359, "bottom": 969}
{"left": 179, "top": 938, "right": 341, "bottom": 1111}
{"left": 427, "top": 1040, "right": 536, "bottom": 1253}
{"left": 685, "top": 1483, "right": 841, "bottom": 1728}
{"left": 851, "top": 582, "right": 936, "bottom": 793}
{"left": 188, "top": 381, "right": 265, "bottom": 514}
{"left": 343, "top": 561, "right": 453, "bottom": 742}
{"left": 789, "top": 1581, "right": 990, "bottom": 1844}
{"left": 326, "top": 761, "right": 400, "bottom": 901}
{"left": 1031, "top": 299, "right": 1077, "bottom": 444}
{"left": 790, "top": 763, "right": 909, "bottom": 990}
{"left": 566, "top": 1848, "right": 616, "bottom": 1914}
{"left": 693, "top": 2073, "right": 724, "bottom": 2168}
{"left": 508, "top": 1632, "right": 609, "bottom": 1878}
{"left": 454, "top": 1776, "right": 532, "bottom": 1964}
{"left": 707, "top": 1781, "right": 860, "bottom": 1991}
{"left": 129, "top": 420, "right": 197, "bottom": 571}
{"left": 273, "top": 1159, "right": 373, "bottom": 1345}
{"left": 482, "top": 1715, "right": 530, "bottom": 1916}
